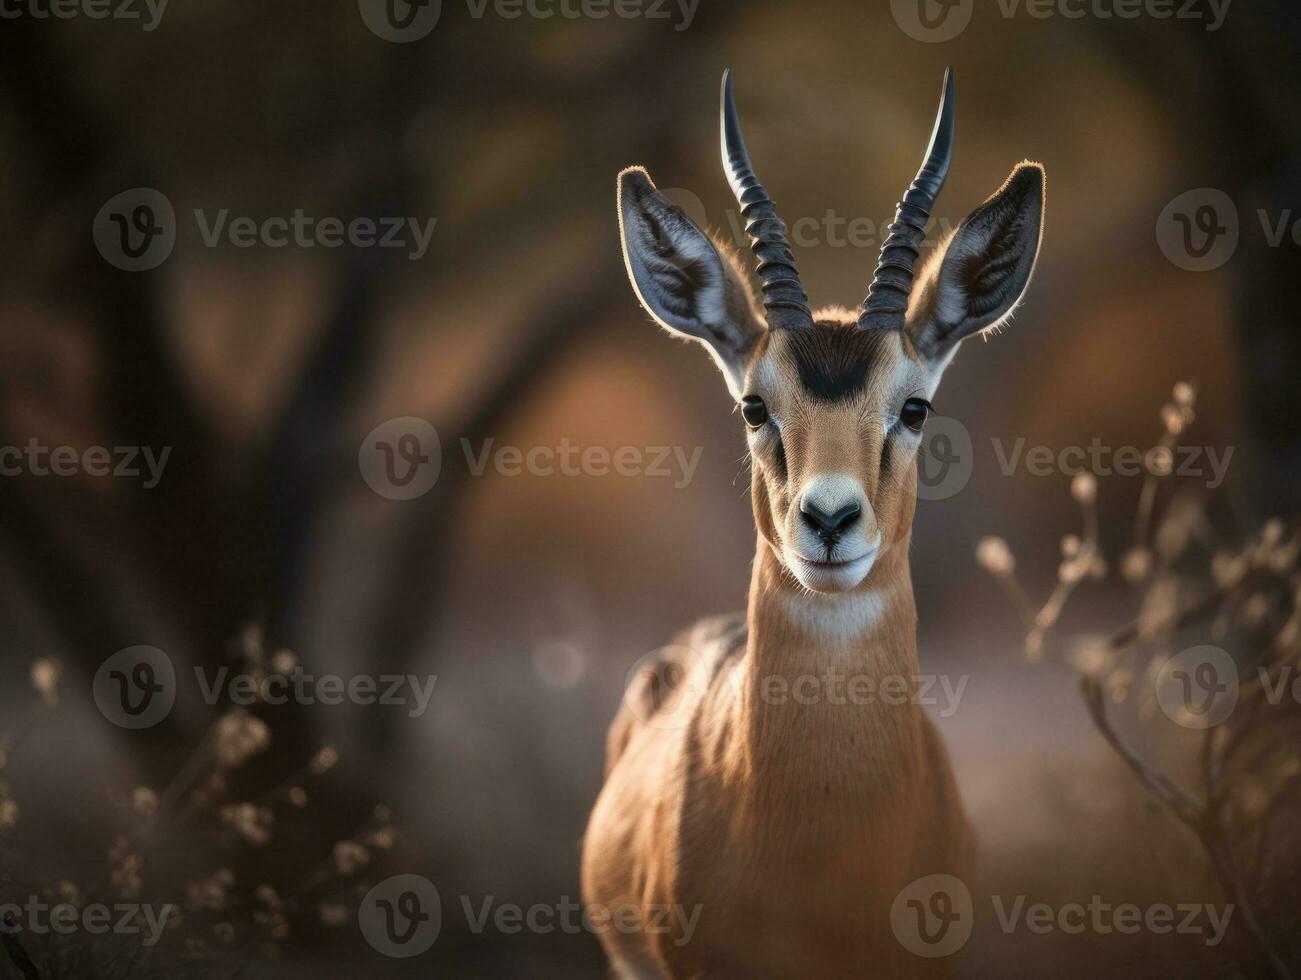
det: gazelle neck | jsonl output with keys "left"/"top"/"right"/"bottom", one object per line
{"left": 738, "top": 533, "right": 926, "bottom": 799}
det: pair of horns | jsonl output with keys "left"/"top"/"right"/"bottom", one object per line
{"left": 720, "top": 67, "right": 955, "bottom": 332}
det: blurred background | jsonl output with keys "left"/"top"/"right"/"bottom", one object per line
{"left": 1, "top": 0, "right": 1299, "bottom": 976}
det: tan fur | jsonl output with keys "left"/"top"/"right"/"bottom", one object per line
{"left": 582, "top": 316, "right": 973, "bottom": 978}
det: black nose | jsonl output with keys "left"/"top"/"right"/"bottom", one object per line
{"left": 800, "top": 499, "right": 861, "bottom": 538}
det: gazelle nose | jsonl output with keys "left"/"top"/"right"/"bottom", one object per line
{"left": 800, "top": 498, "right": 862, "bottom": 538}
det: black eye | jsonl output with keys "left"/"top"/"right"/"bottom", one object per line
{"left": 741, "top": 396, "right": 768, "bottom": 429}
{"left": 900, "top": 398, "right": 930, "bottom": 432}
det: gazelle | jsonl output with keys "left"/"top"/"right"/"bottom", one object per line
{"left": 582, "top": 69, "right": 1045, "bottom": 978}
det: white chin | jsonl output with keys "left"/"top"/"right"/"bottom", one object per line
{"left": 789, "top": 552, "right": 875, "bottom": 593}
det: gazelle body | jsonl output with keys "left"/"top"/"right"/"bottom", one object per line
{"left": 582, "top": 70, "right": 1045, "bottom": 978}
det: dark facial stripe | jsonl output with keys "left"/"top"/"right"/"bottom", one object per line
{"left": 784, "top": 324, "right": 893, "bottom": 402}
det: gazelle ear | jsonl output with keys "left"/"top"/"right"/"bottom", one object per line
{"left": 617, "top": 166, "right": 765, "bottom": 399}
{"left": 907, "top": 162, "right": 1045, "bottom": 366}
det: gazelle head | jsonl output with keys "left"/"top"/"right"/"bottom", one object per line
{"left": 618, "top": 70, "right": 1045, "bottom": 594}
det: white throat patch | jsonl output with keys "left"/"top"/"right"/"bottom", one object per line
{"left": 782, "top": 587, "right": 892, "bottom": 646}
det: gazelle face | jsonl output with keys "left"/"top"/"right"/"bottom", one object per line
{"left": 742, "top": 320, "right": 933, "bottom": 592}
{"left": 616, "top": 71, "right": 1045, "bottom": 594}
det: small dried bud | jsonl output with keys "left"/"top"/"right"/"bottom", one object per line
{"left": 1108, "top": 668, "right": 1133, "bottom": 704}
{"left": 1211, "top": 552, "right": 1247, "bottom": 588}
{"left": 1121, "top": 548, "right": 1153, "bottom": 583}
{"left": 976, "top": 537, "right": 1015, "bottom": 577}
{"left": 332, "top": 840, "right": 370, "bottom": 875}
{"left": 310, "top": 746, "right": 339, "bottom": 776}
{"left": 214, "top": 713, "right": 271, "bottom": 770}
{"left": 1262, "top": 518, "right": 1284, "bottom": 546}
{"left": 1145, "top": 446, "right": 1174, "bottom": 477}
{"left": 220, "top": 803, "right": 274, "bottom": 846}
{"left": 30, "top": 658, "right": 61, "bottom": 707}
{"left": 1160, "top": 403, "right": 1185, "bottom": 436}
{"left": 132, "top": 787, "right": 160, "bottom": 819}
{"left": 1242, "top": 593, "right": 1271, "bottom": 627}
{"left": 288, "top": 787, "right": 308, "bottom": 808}
{"left": 1172, "top": 381, "right": 1195, "bottom": 408}
{"left": 1068, "top": 638, "right": 1111, "bottom": 678}
{"left": 1070, "top": 472, "right": 1097, "bottom": 504}
{"left": 270, "top": 649, "right": 298, "bottom": 676}
{"left": 318, "top": 902, "right": 349, "bottom": 927}
{"left": 1060, "top": 535, "right": 1081, "bottom": 558}
{"left": 0, "top": 798, "right": 20, "bottom": 831}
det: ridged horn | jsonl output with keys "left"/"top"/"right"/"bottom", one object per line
{"left": 720, "top": 69, "right": 813, "bottom": 331}
{"left": 858, "top": 68, "right": 955, "bottom": 331}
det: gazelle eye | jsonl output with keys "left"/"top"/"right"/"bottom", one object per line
{"left": 741, "top": 396, "right": 768, "bottom": 429}
{"left": 900, "top": 398, "right": 930, "bottom": 433}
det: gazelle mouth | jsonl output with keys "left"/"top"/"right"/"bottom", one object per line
{"left": 797, "top": 549, "right": 877, "bottom": 570}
